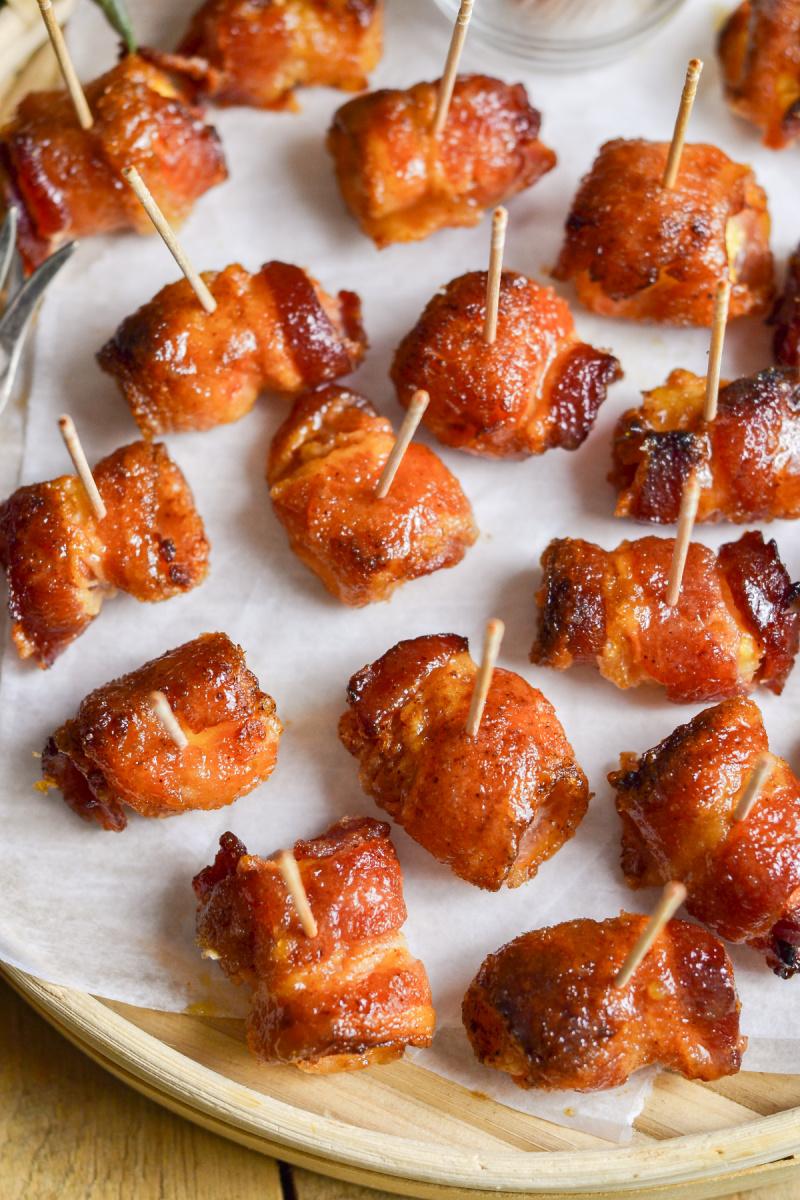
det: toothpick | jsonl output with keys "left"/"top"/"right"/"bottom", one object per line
{"left": 662, "top": 58, "right": 703, "bottom": 190}
{"left": 732, "top": 752, "right": 773, "bottom": 823}
{"left": 432, "top": 0, "right": 474, "bottom": 137}
{"left": 58, "top": 415, "right": 106, "bottom": 520}
{"left": 36, "top": 0, "right": 93, "bottom": 130}
{"left": 375, "top": 390, "right": 429, "bottom": 499}
{"left": 484, "top": 207, "right": 508, "bottom": 345}
{"left": 465, "top": 618, "right": 505, "bottom": 738}
{"left": 613, "top": 881, "right": 687, "bottom": 989}
{"left": 665, "top": 474, "right": 701, "bottom": 607}
{"left": 121, "top": 166, "right": 217, "bottom": 314}
{"left": 148, "top": 690, "right": 189, "bottom": 750}
{"left": 276, "top": 849, "right": 318, "bottom": 938}
{"left": 703, "top": 280, "right": 731, "bottom": 423}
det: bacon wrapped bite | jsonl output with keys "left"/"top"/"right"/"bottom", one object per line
{"left": 327, "top": 75, "right": 556, "bottom": 248}
{"left": 194, "top": 816, "right": 435, "bottom": 1070}
{"left": 97, "top": 261, "right": 367, "bottom": 437}
{"left": 267, "top": 386, "right": 477, "bottom": 605}
{"left": 770, "top": 241, "right": 800, "bottom": 366}
{"left": 0, "top": 441, "right": 209, "bottom": 668}
{"left": 463, "top": 914, "right": 744, "bottom": 1091}
{"left": 0, "top": 52, "right": 226, "bottom": 272}
{"left": 611, "top": 366, "right": 800, "bottom": 523}
{"left": 611, "top": 698, "right": 800, "bottom": 978}
{"left": 391, "top": 270, "right": 621, "bottom": 458}
{"left": 553, "top": 139, "right": 773, "bottom": 326}
{"left": 338, "top": 634, "right": 590, "bottom": 890}
{"left": 41, "top": 633, "right": 280, "bottom": 831}
{"left": 178, "top": 0, "right": 383, "bottom": 110}
{"left": 531, "top": 532, "right": 800, "bottom": 703}
{"left": 718, "top": 0, "right": 800, "bottom": 149}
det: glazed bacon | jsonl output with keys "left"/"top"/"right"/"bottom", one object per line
{"left": 718, "top": 0, "right": 800, "bottom": 149}
{"left": 770, "top": 242, "right": 800, "bottom": 366}
{"left": 610, "top": 698, "right": 800, "bottom": 978}
{"left": 97, "top": 261, "right": 367, "bottom": 437}
{"left": 611, "top": 367, "right": 800, "bottom": 523}
{"left": 462, "top": 914, "right": 744, "bottom": 1091}
{"left": 178, "top": 0, "right": 383, "bottom": 109}
{"left": 553, "top": 139, "right": 773, "bottom": 326}
{"left": 391, "top": 270, "right": 621, "bottom": 458}
{"left": 338, "top": 634, "right": 590, "bottom": 890}
{"left": 267, "top": 386, "right": 477, "bottom": 606}
{"left": 0, "top": 52, "right": 226, "bottom": 272}
{"left": 41, "top": 633, "right": 281, "bottom": 831}
{"left": 194, "top": 816, "right": 435, "bottom": 1070}
{"left": 0, "top": 441, "right": 209, "bottom": 668}
{"left": 531, "top": 532, "right": 800, "bottom": 703}
{"left": 327, "top": 75, "right": 556, "bottom": 248}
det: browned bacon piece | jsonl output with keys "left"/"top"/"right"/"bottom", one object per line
{"left": 770, "top": 242, "right": 800, "bottom": 366}
{"left": 0, "top": 441, "right": 209, "bottom": 668}
{"left": 531, "top": 532, "right": 800, "bottom": 703}
{"left": 611, "top": 366, "right": 800, "bottom": 523}
{"left": 610, "top": 698, "right": 800, "bottom": 978}
{"left": 41, "top": 633, "right": 281, "bottom": 831}
{"left": 553, "top": 139, "right": 773, "bottom": 326}
{"left": 718, "top": 0, "right": 800, "bottom": 149}
{"left": 327, "top": 75, "right": 556, "bottom": 248}
{"left": 178, "top": 0, "right": 383, "bottom": 110}
{"left": 462, "top": 914, "right": 744, "bottom": 1091}
{"left": 390, "top": 270, "right": 621, "bottom": 458}
{"left": 267, "top": 386, "right": 477, "bottom": 606}
{"left": 338, "top": 634, "right": 590, "bottom": 890}
{"left": 194, "top": 816, "right": 435, "bottom": 1070}
{"left": 97, "top": 262, "right": 367, "bottom": 437}
{"left": 0, "top": 52, "right": 226, "bottom": 272}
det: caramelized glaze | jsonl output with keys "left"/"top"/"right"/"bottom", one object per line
{"left": 718, "top": 0, "right": 800, "bottom": 149}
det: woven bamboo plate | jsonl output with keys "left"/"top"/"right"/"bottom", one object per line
{"left": 3, "top": 961, "right": 800, "bottom": 1199}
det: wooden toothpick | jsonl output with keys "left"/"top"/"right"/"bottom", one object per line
{"left": 702, "top": 279, "right": 731, "bottom": 423}
{"left": 662, "top": 58, "right": 703, "bottom": 190}
{"left": 276, "top": 850, "right": 318, "bottom": 938}
{"left": 432, "top": 0, "right": 474, "bottom": 137}
{"left": 36, "top": 0, "right": 93, "bottom": 130}
{"left": 58, "top": 415, "right": 106, "bottom": 520}
{"left": 732, "top": 752, "right": 773, "bottom": 823}
{"left": 484, "top": 207, "right": 508, "bottom": 345}
{"left": 613, "top": 881, "right": 687, "bottom": 989}
{"left": 148, "top": 690, "right": 189, "bottom": 750}
{"left": 375, "top": 390, "right": 429, "bottom": 499}
{"left": 665, "top": 474, "right": 701, "bottom": 607}
{"left": 121, "top": 166, "right": 217, "bottom": 314}
{"left": 465, "top": 618, "right": 505, "bottom": 738}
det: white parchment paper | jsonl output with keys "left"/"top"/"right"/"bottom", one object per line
{"left": 2, "top": 0, "right": 800, "bottom": 1143}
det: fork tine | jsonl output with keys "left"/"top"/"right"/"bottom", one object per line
{"left": 0, "top": 207, "right": 19, "bottom": 300}
{"left": 0, "top": 239, "right": 77, "bottom": 419}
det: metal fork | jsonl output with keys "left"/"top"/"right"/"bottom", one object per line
{"left": 0, "top": 207, "right": 76, "bottom": 417}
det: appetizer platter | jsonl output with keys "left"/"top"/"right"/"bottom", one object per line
{"left": 5, "top": 0, "right": 800, "bottom": 1195}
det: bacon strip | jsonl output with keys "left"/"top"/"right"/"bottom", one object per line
{"left": 327, "top": 75, "right": 556, "bottom": 248}
{"left": 770, "top": 242, "right": 800, "bottom": 366}
{"left": 718, "top": 0, "right": 800, "bottom": 149}
{"left": 194, "top": 816, "right": 435, "bottom": 1070}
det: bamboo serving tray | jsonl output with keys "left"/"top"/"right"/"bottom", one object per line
{"left": 4, "top": 961, "right": 800, "bottom": 1199}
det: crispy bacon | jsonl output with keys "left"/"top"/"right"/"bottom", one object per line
{"left": 390, "top": 270, "right": 621, "bottom": 458}
{"left": 770, "top": 242, "right": 800, "bottom": 366}
{"left": 531, "top": 532, "right": 800, "bottom": 703}
{"left": 97, "top": 261, "right": 367, "bottom": 437}
{"left": 194, "top": 816, "right": 435, "bottom": 1070}
{"left": 338, "top": 634, "right": 590, "bottom": 890}
{"left": 462, "top": 914, "right": 744, "bottom": 1091}
{"left": 611, "top": 698, "right": 800, "bottom": 978}
{"left": 612, "top": 366, "right": 800, "bottom": 523}
{"left": 41, "top": 633, "right": 281, "bottom": 831}
{"left": 0, "top": 52, "right": 226, "bottom": 272}
{"left": 327, "top": 75, "right": 556, "bottom": 248}
{"left": 267, "top": 386, "right": 477, "bottom": 606}
{"left": 0, "top": 441, "right": 209, "bottom": 668}
{"left": 178, "top": 0, "right": 383, "bottom": 109}
{"left": 553, "top": 139, "right": 773, "bottom": 326}
{"left": 718, "top": 0, "right": 800, "bottom": 149}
